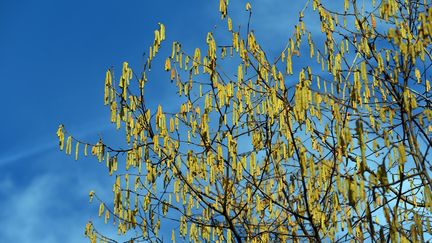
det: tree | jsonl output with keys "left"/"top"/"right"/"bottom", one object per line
{"left": 57, "top": 0, "right": 432, "bottom": 242}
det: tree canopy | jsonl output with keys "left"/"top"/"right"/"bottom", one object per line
{"left": 57, "top": 0, "right": 432, "bottom": 242}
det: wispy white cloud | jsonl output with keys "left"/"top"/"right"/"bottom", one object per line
{"left": 0, "top": 117, "right": 121, "bottom": 243}
{"left": 0, "top": 165, "right": 123, "bottom": 243}
{"left": 0, "top": 119, "right": 113, "bottom": 167}
{"left": 0, "top": 174, "right": 87, "bottom": 243}
{"left": 0, "top": 142, "right": 55, "bottom": 167}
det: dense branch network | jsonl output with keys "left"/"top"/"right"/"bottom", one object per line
{"left": 57, "top": 0, "right": 432, "bottom": 242}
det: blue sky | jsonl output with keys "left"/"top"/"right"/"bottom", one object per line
{"left": 0, "top": 0, "right": 307, "bottom": 242}
{"left": 0, "top": 0, "right": 215, "bottom": 242}
{"left": 4, "top": 0, "right": 424, "bottom": 242}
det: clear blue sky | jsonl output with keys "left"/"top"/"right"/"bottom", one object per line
{"left": 0, "top": 0, "right": 303, "bottom": 242}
